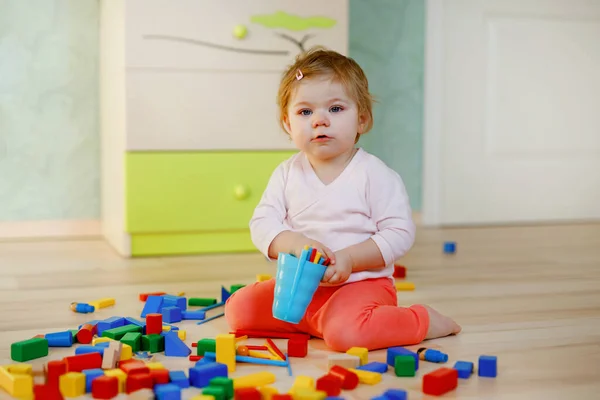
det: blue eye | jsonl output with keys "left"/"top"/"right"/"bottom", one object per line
{"left": 330, "top": 106, "right": 343, "bottom": 113}
{"left": 299, "top": 109, "right": 312, "bottom": 116}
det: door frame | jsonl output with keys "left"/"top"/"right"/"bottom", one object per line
{"left": 422, "top": 0, "right": 444, "bottom": 226}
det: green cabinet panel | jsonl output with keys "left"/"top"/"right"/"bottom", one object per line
{"left": 125, "top": 151, "right": 295, "bottom": 233}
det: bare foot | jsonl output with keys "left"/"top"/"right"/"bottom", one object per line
{"left": 424, "top": 305, "right": 462, "bottom": 339}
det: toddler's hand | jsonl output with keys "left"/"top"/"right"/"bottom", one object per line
{"left": 294, "top": 237, "right": 336, "bottom": 266}
{"left": 321, "top": 250, "right": 353, "bottom": 284}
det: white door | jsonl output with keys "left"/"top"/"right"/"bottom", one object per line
{"left": 423, "top": 0, "right": 600, "bottom": 225}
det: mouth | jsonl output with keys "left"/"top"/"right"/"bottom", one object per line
{"left": 312, "top": 134, "right": 331, "bottom": 141}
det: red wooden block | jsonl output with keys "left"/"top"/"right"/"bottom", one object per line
{"left": 92, "top": 375, "right": 119, "bottom": 399}
{"left": 120, "top": 360, "right": 150, "bottom": 375}
{"left": 46, "top": 360, "right": 67, "bottom": 389}
{"left": 139, "top": 292, "right": 166, "bottom": 301}
{"left": 271, "top": 395, "right": 293, "bottom": 400}
{"left": 235, "top": 387, "right": 262, "bottom": 400}
{"left": 76, "top": 324, "right": 94, "bottom": 344}
{"left": 146, "top": 313, "right": 163, "bottom": 335}
{"left": 126, "top": 373, "right": 153, "bottom": 394}
{"left": 287, "top": 338, "right": 308, "bottom": 358}
{"left": 65, "top": 352, "right": 102, "bottom": 372}
{"left": 189, "top": 355, "right": 203, "bottom": 361}
{"left": 192, "top": 342, "right": 197, "bottom": 347}
{"left": 150, "top": 368, "right": 170, "bottom": 384}
{"left": 393, "top": 265, "right": 406, "bottom": 278}
{"left": 328, "top": 365, "right": 359, "bottom": 390}
{"left": 316, "top": 374, "right": 343, "bottom": 396}
{"left": 33, "top": 384, "right": 63, "bottom": 400}
{"left": 423, "top": 367, "right": 458, "bottom": 396}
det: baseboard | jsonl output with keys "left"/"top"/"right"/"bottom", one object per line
{"left": 0, "top": 219, "right": 102, "bottom": 240}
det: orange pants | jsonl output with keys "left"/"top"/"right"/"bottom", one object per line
{"left": 224, "top": 277, "right": 429, "bottom": 352}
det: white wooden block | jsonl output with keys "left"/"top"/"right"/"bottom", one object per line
{"left": 327, "top": 353, "right": 360, "bottom": 369}
{"left": 102, "top": 341, "right": 122, "bottom": 369}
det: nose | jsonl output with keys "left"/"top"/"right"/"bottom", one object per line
{"left": 312, "top": 111, "right": 330, "bottom": 128}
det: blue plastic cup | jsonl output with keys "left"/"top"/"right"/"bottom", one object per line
{"left": 272, "top": 251, "right": 327, "bottom": 324}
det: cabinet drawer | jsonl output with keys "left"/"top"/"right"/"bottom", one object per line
{"left": 126, "top": 151, "right": 295, "bottom": 233}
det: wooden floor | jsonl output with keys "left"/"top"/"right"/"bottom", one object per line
{"left": 1, "top": 223, "right": 599, "bottom": 399}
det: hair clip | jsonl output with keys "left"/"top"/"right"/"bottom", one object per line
{"left": 295, "top": 69, "right": 304, "bottom": 80}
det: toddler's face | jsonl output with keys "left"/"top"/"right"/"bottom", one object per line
{"left": 284, "top": 76, "right": 366, "bottom": 163}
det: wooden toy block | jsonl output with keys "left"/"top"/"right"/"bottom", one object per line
{"left": 7, "top": 364, "right": 32, "bottom": 375}
{"left": 394, "top": 281, "right": 415, "bottom": 291}
{"left": 259, "top": 385, "right": 279, "bottom": 400}
{"left": 327, "top": 353, "right": 360, "bottom": 369}
{"left": 190, "top": 355, "right": 203, "bottom": 362}
{"left": 33, "top": 383, "right": 62, "bottom": 400}
{"left": 11, "top": 337, "right": 49, "bottom": 362}
{"left": 235, "top": 387, "right": 261, "bottom": 400}
{"left": 141, "top": 334, "right": 165, "bottom": 353}
{"left": 76, "top": 345, "right": 105, "bottom": 356}
{"left": 256, "top": 274, "right": 272, "bottom": 282}
{"left": 393, "top": 264, "right": 406, "bottom": 278}
{"left": 65, "top": 352, "right": 103, "bottom": 372}
{"left": 443, "top": 241, "right": 456, "bottom": 254}
{"left": 417, "top": 347, "right": 448, "bottom": 363}
{"left": 93, "top": 336, "right": 113, "bottom": 345}
{"left": 97, "top": 316, "right": 126, "bottom": 336}
{"left": 454, "top": 360, "right": 474, "bottom": 379}
{"left": 356, "top": 361, "right": 388, "bottom": 373}
{"left": 209, "top": 376, "right": 233, "bottom": 399}
{"left": 290, "top": 375, "right": 315, "bottom": 394}
{"left": 125, "top": 317, "right": 147, "bottom": 334}
{"left": 177, "top": 330, "right": 187, "bottom": 341}
{"left": 45, "top": 330, "right": 74, "bottom": 347}
{"left": 59, "top": 372, "right": 85, "bottom": 398}
{"left": 155, "top": 383, "right": 183, "bottom": 398}
{"left": 394, "top": 355, "right": 416, "bottom": 377}
{"left": 272, "top": 395, "right": 293, "bottom": 400}
{"left": 346, "top": 347, "right": 368, "bottom": 365}
{"left": 69, "top": 329, "right": 79, "bottom": 343}
{"left": 386, "top": 347, "right": 419, "bottom": 370}
{"left": 203, "top": 385, "right": 226, "bottom": 400}
{"left": 103, "top": 324, "right": 142, "bottom": 340}
{"left": 191, "top": 396, "right": 218, "bottom": 400}
{"left": 183, "top": 310, "right": 207, "bottom": 320}
{"left": 76, "top": 324, "right": 95, "bottom": 344}
{"left": 316, "top": 374, "right": 343, "bottom": 397}
{"left": 141, "top": 295, "right": 164, "bottom": 318}
{"left": 230, "top": 284, "right": 245, "bottom": 294}
{"left": 120, "top": 343, "right": 133, "bottom": 361}
{"left": 189, "top": 362, "right": 228, "bottom": 388}
{"left": 216, "top": 333, "right": 237, "bottom": 372}
{"left": 162, "top": 306, "right": 183, "bottom": 323}
{"left": 88, "top": 297, "right": 116, "bottom": 309}
{"left": 121, "top": 332, "right": 141, "bottom": 352}
{"left": 422, "top": 367, "right": 458, "bottom": 396}
{"left": 233, "top": 371, "right": 276, "bottom": 389}
{"left": 104, "top": 368, "right": 127, "bottom": 392}
{"left": 120, "top": 360, "right": 150, "bottom": 375}
{"left": 150, "top": 368, "right": 170, "bottom": 385}
{"left": 328, "top": 365, "right": 359, "bottom": 390}
{"left": 82, "top": 368, "right": 104, "bottom": 392}
{"left": 291, "top": 388, "right": 327, "bottom": 400}
{"left": 146, "top": 313, "right": 163, "bottom": 335}
{"left": 144, "top": 362, "right": 164, "bottom": 370}
{"left": 382, "top": 389, "right": 407, "bottom": 400}
{"left": 163, "top": 294, "right": 187, "bottom": 310}
{"left": 169, "top": 370, "right": 190, "bottom": 389}
{"left": 0, "top": 366, "right": 33, "bottom": 398}
{"left": 165, "top": 331, "right": 192, "bottom": 357}
{"left": 126, "top": 373, "right": 153, "bottom": 394}
{"left": 197, "top": 338, "right": 217, "bottom": 356}
{"left": 348, "top": 368, "right": 382, "bottom": 385}
{"left": 46, "top": 359, "right": 67, "bottom": 388}
{"left": 478, "top": 355, "right": 498, "bottom": 377}
{"left": 189, "top": 297, "right": 217, "bottom": 306}
{"left": 139, "top": 292, "right": 166, "bottom": 301}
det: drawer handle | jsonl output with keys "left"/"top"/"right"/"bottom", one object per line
{"left": 234, "top": 184, "right": 250, "bottom": 200}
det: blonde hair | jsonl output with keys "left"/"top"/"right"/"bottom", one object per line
{"left": 277, "top": 46, "right": 374, "bottom": 141}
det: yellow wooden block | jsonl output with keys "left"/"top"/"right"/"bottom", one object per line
{"left": 257, "top": 274, "right": 273, "bottom": 282}
{"left": 105, "top": 369, "right": 127, "bottom": 392}
{"left": 233, "top": 371, "right": 276, "bottom": 389}
{"left": 120, "top": 343, "right": 132, "bottom": 361}
{"left": 290, "top": 376, "right": 315, "bottom": 394}
{"left": 177, "top": 291, "right": 185, "bottom": 296}
{"left": 93, "top": 336, "right": 113, "bottom": 345}
{"left": 145, "top": 362, "right": 165, "bottom": 370}
{"left": 395, "top": 281, "right": 415, "bottom": 291}
{"left": 259, "top": 385, "right": 279, "bottom": 400}
{"left": 346, "top": 347, "right": 368, "bottom": 365}
{"left": 177, "top": 330, "right": 186, "bottom": 341}
{"left": 348, "top": 368, "right": 382, "bottom": 385}
{"left": 88, "top": 297, "right": 116, "bottom": 309}
{"left": 59, "top": 372, "right": 85, "bottom": 398}
{"left": 327, "top": 353, "right": 360, "bottom": 369}
{"left": 292, "top": 388, "right": 327, "bottom": 400}
{"left": 6, "top": 364, "right": 32, "bottom": 375}
{"left": 162, "top": 326, "right": 171, "bottom": 332}
{"left": 0, "top": 366, "right": 33, "bottom": 398}
{"left": 216, "top": 333, "right": 236, "bottom": 372}
{"left": 190, "top": 396, "right": 216, "bottom": 400}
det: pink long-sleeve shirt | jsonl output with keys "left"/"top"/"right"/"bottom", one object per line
{"left": 249, "top": 148, "right": 416, "bottom": 284}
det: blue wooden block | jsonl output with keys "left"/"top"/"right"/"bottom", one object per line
{"left": 163, "top": 295, "right": 187, "bottom": 311}
{"left": 478, "top": 355, "right": 497, "bottom": 377}
{"left": 371, "top": 396, "right": 387, "bottom": 400}
{"left": 386, "top": 347, "right": 419, "bottom": 370}
{"left": 165, "top": 332, "right": 191, "bottom": 357}
{"left": 383, "top": 389, "right": 407, "bottom": 400}
{"left": 141, "top": 295, "right": 164, "bottom": 318}
{"left": 169, "top": 370, "right": 190, "bottom": 389}
{"left": 189, "top": 362, "right": 228, "bottom": 388}
{"left": 125, "top": 317, "right": 147, "bottom": 334}
{"left": 443, "top": 241, "right": 456, "bottom": 254}
{"left": 182, "top": 310, "right": 206, "bottom": 320}
{"left": 94, "top": 342, "right": 111, "bottom": 348}
{"left": 97, "top": 317, "right": 125, "bottom": 336}
{"left": 357, "top": 361, "right": 388, "bottom": 373}
{"left": 82, "top": 368, "right": 104, "bottom": 392}
{"left": 155, "top": 383, "right": 182, "bottom": 400}
{"left": 162, "top": 306, "right": 183, "bottom": 323}
{"left": 221, "top": 286, "right": 231, "bottom": 302}
{"left": 45, "top": 331, "right": 73, "bottom": 347}
{"left": 454, "top": 360, "right": 474, "bottom": 379}
{"left": 75, "top": 346, "right": 104, "bottom": 356}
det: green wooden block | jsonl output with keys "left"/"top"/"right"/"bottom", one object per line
{"left": 203, "top": 386, "right": 226, "bottom": 400}
{"left": 188, "top": 298, "right": 217, "bottom": 306}
{"left": 197, "top": 338, "right": 216, "bottom": 356}
{"left": 209, "top": 377, "right": 234, "bottom": 400}
{"left": 102, "top": 324, "right": 142, "bottom": 340}
{"left": 70, "top": 330, "right": 79, "bottom": 343}
{"left": 11, "top": 338, "right": 49, "bottom": 362}
{"left": 121, "top": 332, "right": 142, "bottom": 352}
{"left": 395, "top": 355, "right": 416, "bottom": 377}
{"left": 230, "top": 284, "right": 245, "bottom": 294}
{"left": 142, "top": 334, "right": 165, "bottom": 353}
